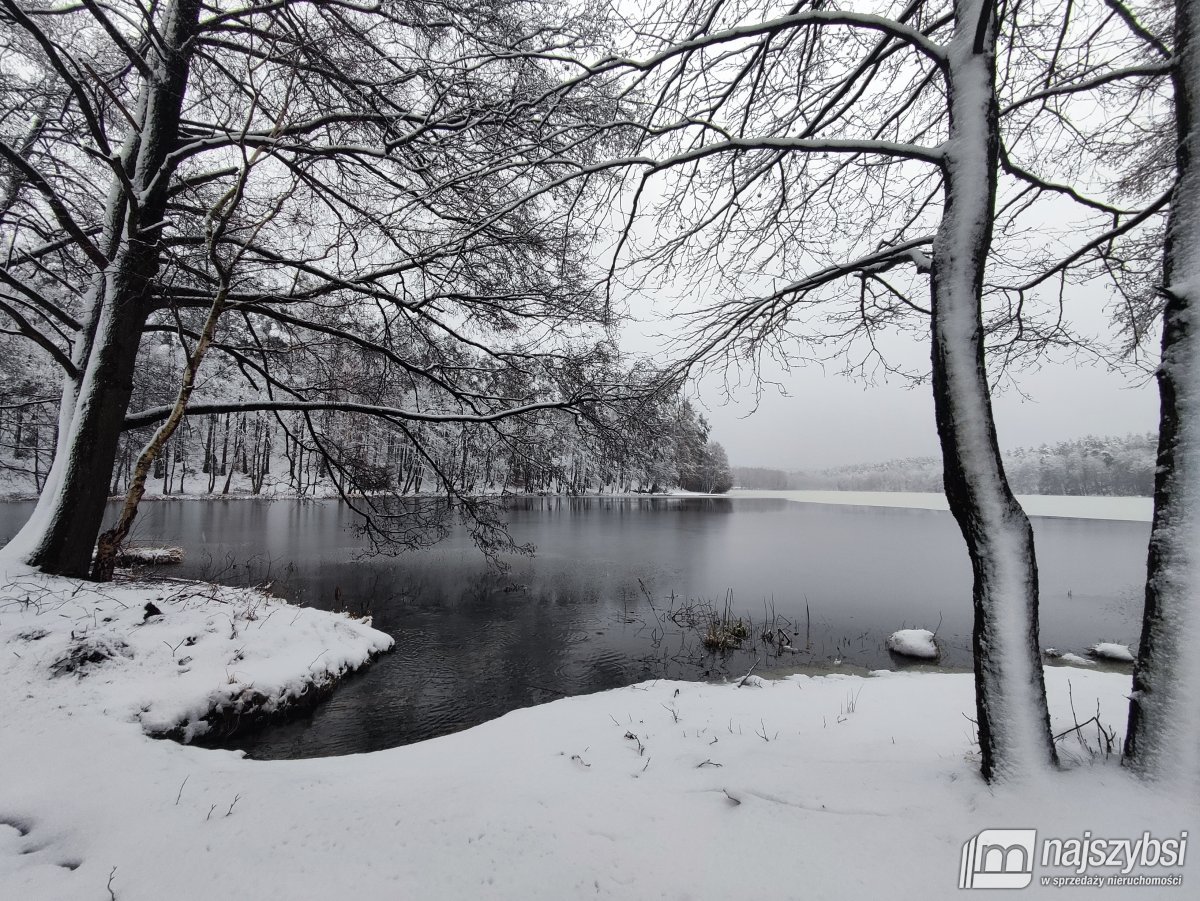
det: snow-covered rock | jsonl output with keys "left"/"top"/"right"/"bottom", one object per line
{"left": 1059, "top": 652, "right": 1096, "bottom": 667}
{"left": 1045, "top": 648, "right": 1096, "bottom": 667}
{"left": 1088, "top": 642, "right": 1136, "bottom": 663}
{"left": 886, "top": 628, "right": 939, "bottom": 660}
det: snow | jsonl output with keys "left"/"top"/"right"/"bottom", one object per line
{"left": 1059, "top": 653, "right": 1096, "bottom": 667}
{"left": 886, "top": 628, "right": 939, "bottom": 659}
{"left": 115, "top": 546, "right": 185, "bottom": 565}
{"left": 0, "top": 564, "right": 393, "bottom": 743}
{"left": 0, "top": 572, "right": 1190, "bottom": 900}
{"left": 1089, "top": 642, "right": 1137, "bottom": 663}
{"left": 1044, "top": 649, "right": 1095, "bottom": 666}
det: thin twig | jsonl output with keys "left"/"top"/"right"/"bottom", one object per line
{"left": 737, "top": 658, "right": 760, "bottom": 687}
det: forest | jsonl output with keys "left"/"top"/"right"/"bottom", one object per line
{"left": 735, "top": 433, "right": 1159, "bottom": 495}
{"left": 0, "top": 330, "right": 733, "bottom": 500}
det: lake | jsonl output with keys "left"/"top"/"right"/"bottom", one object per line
{"left": 0, "top": 493, "right": 1150, "bottom": 758}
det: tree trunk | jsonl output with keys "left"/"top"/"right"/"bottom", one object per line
{"left": 92, "top": 271, "right": 227, "bottom": 581}
{"left": 7, "top": 284, "right": 158, "bottom": 576}
{"left": 2, "top": 0, "right": 203, "bottom": 578}
{"left": 206, "top": 416, "right": 218, "bottom": 493}
{"left": 930, "top": 0, "right": 1056, "bottom": 781}
{"left": 1125, "top": 0, "right": 1200, "bottom": 785}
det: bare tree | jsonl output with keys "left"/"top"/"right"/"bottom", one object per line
{"left": 91, "top": 66, "right": 297, "bottom": 581}
{"left": 0, "top": 0, "right": 633, "bottom": 576}
{"left": 580, "top": 0, "right": 1163, "bottom": 779}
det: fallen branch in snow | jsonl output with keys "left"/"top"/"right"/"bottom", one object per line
{"left": 1053, "top": 713, "right": 1118, "bottom": 760}
{"left": 114, "top": 547, "right": 185, "bottom": 566}
{"left": 737, "top": 658, "right": 760, "bottom": 687}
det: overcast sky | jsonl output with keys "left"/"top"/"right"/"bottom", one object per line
{"left": 623, "top": 295, "right": 1160, "bottom": 471}
{"left": 692, "top": 357, "right": 1158, "bottom": 470}
{"left": 599, "top": 44, "right": 1163, "bottom": 475}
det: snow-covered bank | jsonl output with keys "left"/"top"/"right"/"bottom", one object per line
{"left": 0, "top": 573, "right": 1190, "bottom": 900}
{"left": 731, "top": 489, "right": 1154, "bottom": 522}
{"left": 0, "top": 566, "right": 393, "bottom": 742}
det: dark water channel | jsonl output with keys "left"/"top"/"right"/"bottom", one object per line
{"left": 0, "top": 496, "right": 1148, "bottom": 758}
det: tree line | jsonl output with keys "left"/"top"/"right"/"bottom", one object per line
{"left": 735, "top": 433, "right": 1158, "bottom": 496}
{"left": 0, "top": 330, "right": 732, "bottom": 501}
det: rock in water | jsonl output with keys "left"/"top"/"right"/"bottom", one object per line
{"left": 886, "top": 629, "right": 939, "bottom": 660}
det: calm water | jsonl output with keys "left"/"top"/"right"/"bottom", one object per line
{"left": 0, "top": 496, "right": 1149, "bottom": 758}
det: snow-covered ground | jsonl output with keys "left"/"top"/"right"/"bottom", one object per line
{"left": 0, "top": 464, "right": 722, "bottom": 503}
{"left": 0, "top": 569, "right": 1190, "bottom": 899}
{"left": 731, "top": 489, "right": 1154, "bottom": 521}
{"left": 0, "top": 564, "right": 392, "bottom": 741}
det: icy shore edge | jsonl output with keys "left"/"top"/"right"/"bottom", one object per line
{"left": 0, "top": 564, "right": 394, "bottom": 743}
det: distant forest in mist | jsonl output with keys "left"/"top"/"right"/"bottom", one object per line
{"left": 733, "top": 434, "right": 1157, "bottom": 497}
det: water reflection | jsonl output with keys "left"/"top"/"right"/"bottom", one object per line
{"left": 0, "top": 495, "right": 1148, "bottom": 758}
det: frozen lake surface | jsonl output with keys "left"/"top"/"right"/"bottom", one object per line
{"left": 0, "top": 492, "right": 1150, "bottom": 757}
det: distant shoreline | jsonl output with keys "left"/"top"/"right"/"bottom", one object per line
{"left": 0, "top": 487, "right": 1154, "bottom": 522}
{"left": 727, "top": 489, "right": 1153, "bottom": 522}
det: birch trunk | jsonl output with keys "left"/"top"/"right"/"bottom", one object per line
{"left": 91, "top": 286, "right": 226, "bottom": 581}
{"left": 930, "top": 0, "right": 1057, "bottom": 781}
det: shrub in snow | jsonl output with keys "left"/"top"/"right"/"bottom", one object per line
{"left": 50, "top": 634, "right": 133, "bottom": 677}
{"left": 886, "top": 629, "right": 939, "bottom": 660}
